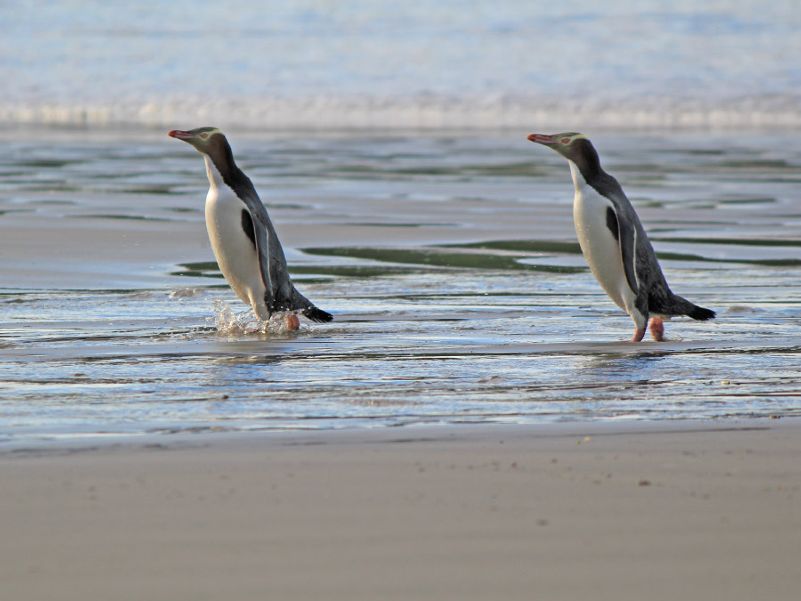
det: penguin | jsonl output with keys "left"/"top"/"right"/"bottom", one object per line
{"left": 527, "top": 132, "right": 714, "bottom": 342}
{"left": 168, "top": 127, "right": 332, "bottom": 329}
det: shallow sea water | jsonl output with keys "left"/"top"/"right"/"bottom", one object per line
{"left": 1, "top": 130, "right": 800, "bottom": 443}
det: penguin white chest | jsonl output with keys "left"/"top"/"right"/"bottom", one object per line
{"left": 570, "top": 172, "right": 632, "bottom": 311}
{"left": 203, "top": 163, "right": 266, "bottom": 316}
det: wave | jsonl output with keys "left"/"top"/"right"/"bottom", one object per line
{"left": 2, "top": 94, "right": 800, "bottom": 131}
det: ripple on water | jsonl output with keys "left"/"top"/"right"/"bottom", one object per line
{"left": 1, "top": 132, "right": 801, "bottom": 445}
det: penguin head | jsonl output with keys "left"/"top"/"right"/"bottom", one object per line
{"left": 169, "top": 127, "right": 237, "bottom": 174}
{"left": 527, "top": 132, "right": 591, "bottom": 159}
{"left": 527, "top": 132, "right": 601, "bottom": 180}
{"left": 168, "top": 127, "right": 225, "bottom": 153}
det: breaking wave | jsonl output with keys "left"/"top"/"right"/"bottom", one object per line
{"left": 2, "top": 94, "right": 801, "bottom": 131}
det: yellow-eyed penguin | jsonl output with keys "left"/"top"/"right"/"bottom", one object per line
{"left": 169, "top": 127, "right": 332, "bottom": 329}
{"left": 527, "top": 132, "right": 714, "bottom": 342}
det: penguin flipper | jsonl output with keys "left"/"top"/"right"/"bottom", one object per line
{"left": 609, "top": 206, "right": 639, "bottom": 296}
{"left": 246, "top": 212, "right": 278, "bottom": 308}
{"left": 242, "top": 197, "right": 293, "bottom": 312}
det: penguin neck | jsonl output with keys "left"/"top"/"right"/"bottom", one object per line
{"left": 568, "top": 157, "right": 619, "bottom": 204}
{"left": 203, "top": 153, "right": 255, "bottom": 202}
{"left": 566, "top": 140, "right": 604, "bottom": 188}
{"left": 203, "top": 155, "right": 225, "bottom": 191}
{"left": 568, "top": 160, "right": 589, "bottom": 193}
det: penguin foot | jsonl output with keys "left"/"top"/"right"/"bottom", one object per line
{"left": 630, "top": 327, "right": 646, "bottom": 343}
{"left": 649, "top": 317, "right": 665, "bottom": 342}
{"left": 284, "top": 313, "right": 300, "bottom": 331}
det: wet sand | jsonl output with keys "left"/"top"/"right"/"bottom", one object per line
{"left": 2, "top": 419, "right": 799, "bottom": 601}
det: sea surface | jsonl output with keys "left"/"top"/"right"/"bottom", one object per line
{"left": 2, "top": 2, "right": 801, "bottom": 444}
{"left": 1, "top": 130, "right": 801, "bottom": 444}
{"left": 2, "top": 1, "right": 800, "bottom": 129}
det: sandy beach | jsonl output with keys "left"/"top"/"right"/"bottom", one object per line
{"left": 3, "top": 4, "right": 801, "bottom": 600}
{"left": 2, "top": 419, "right": 799, "bottom": 600}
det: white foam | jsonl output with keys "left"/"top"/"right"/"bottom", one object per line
{"left": 168, "top": 287, "right": 202, "bottom": 299}
{"left": 3, "top": 94, "right": 801, "bottom": 131}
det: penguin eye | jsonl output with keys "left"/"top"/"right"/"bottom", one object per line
{"left": 560, "top": 137, "right": 572, "bottom": 145}
{"left": 200, "top": 133, "right": 209, "bottom": 140}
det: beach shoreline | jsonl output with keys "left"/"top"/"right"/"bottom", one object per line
{"left": 2, "top": 418, "right": 799, "bottom": 600}
{"left": 4, "top": 4, "right": 801, "bottom": 598}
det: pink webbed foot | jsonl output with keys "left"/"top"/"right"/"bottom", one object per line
{"left": 285, "top": 313, "right": 300, "bottom": 331}
{"left": 630, "top": 327, "right": 646, "bottom": 343}
{"left": 649, "top": 317, "right": 665, "bottom": 342}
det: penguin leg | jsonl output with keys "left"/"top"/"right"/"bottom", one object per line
{"left": 251, "top": 304, "right": 299, "bottom": 331}
{"left": 249, "top": 292, "right": 300, "bottom": 331}
{"left": 649, "top": 317, "right": 665, "bottom": 342}
{"left": 630, "top": 315, "right": 647, "bottom": 341}
{"left": 248, "top": 292, "right": 271, "bottom": 322}
{"left": 628, "top": 307, "right": 648, "bottom": 343}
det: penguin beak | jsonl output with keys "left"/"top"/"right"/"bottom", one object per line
{"left": 527, "top": 133, "right": 556, "bottom": 146}
{"left": 168, "top": 129, "right": 194, "bottom": 141}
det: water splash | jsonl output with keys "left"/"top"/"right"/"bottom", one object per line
{"left": 210, "top": 299, "right": 300, "bottom": 336}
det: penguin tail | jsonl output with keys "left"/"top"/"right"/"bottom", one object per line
{"left": 672, "top": 294, "right": 716, "bottom": 321}
{"left": 656, "top": 293, "right": 715, "bottom": 321}
{"left": 285, "top": 287, "right": 333, "bottom": 323}
{"left": 687, "top": 304, "right": 716, "bottom": 321}
{"left": 302, "top": 305, "right": 333, "bottom": 323}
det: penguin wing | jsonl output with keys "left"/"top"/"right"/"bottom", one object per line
{"left": 239, "top": 192, "right": 294, "bottom": 311}
{"left": 598, "top": 176, "right": 640, "bottom": 296}
{"left": 257, "top": 218, "right": 295, "bottom": 311}
{"left": 613, "top": 207, "right": 640, "bottom": 295}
